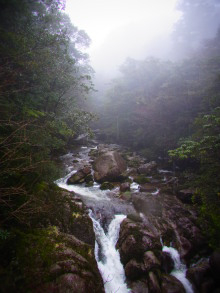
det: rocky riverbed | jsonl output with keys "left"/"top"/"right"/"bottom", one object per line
{"left": 55, "top": 142, "right": 220, "bottom": 293}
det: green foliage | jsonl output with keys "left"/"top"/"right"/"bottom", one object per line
{"left": 0, "top": 0, "right": 95, "bottom": 226}
{"left": 134, "top": 176, "right": 150, "bottom": 184}
{"left": 15, "top": 228, "right": 57, "bottom": 269}
{"left": 169, "top": 106, "right": 220, "bottom": 248}
{"left": 168, "top": 140, "right": 199, "bottom": 159}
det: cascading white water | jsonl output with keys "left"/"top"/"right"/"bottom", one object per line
{"left": 162, "top": 246, "right": 194, "bottom": 293}
{"left": 57, "top": 147, "right": 191, "bottom": 293}
{"left": 55, "top": 170, "right": 109, "bottom": 201}
{"left": 90, "top": 212, "right": 129, "bottom": 293}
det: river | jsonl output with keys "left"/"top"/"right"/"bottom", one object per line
{"left": 56, "top": 144, "right": 194, "bottom": 293}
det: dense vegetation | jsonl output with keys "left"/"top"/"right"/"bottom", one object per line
{"left": 0, "top": 0, "right": 94, "bottom": 225}
{"left": 0, "top": 1, "right": 96, "bottom": 289}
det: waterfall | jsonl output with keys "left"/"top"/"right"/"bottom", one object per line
{"left": 162, "top": 246, "right": 194, "bottom": 293}
{"left": 89, "top": 211, "right": 129, "bottom": 293}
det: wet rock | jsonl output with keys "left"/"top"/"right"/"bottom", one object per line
{"left": 177, "top": 189, "right": 194, "bottom": 204}
{"left": 139, "top": 184, "right": 157, "bottom": 193}
{"left": 131, "top": 192, "right": 207, "bottom": 265}
{"left": 161, "top": 251, "right": 174, "bottom": 274}
{"left": 67, "top": 166, "right": 91, "bottom": 185}
{"left": 119, "top": 234, "right": 139, "bottom": 264}
{"left": 161, "top": 274, "right": 185, "bottom": 293}
{"left": 148, "top": 272, "right": 161, "bottom": 293}
{"left": 67, "top": 170, "right": 85, "bottom": 184}
{"left": 93, "top": 151, "right": 127, "bottom": 182}
{"left": 143, "top": 251, "right": 161, "bottom": 272}
{"left": 129, "top": 279, "right": 149, "bottom": 293}
{"left": 138, "top": 161, "right": 157, "bottom": 175}
{"left": 178, "top": 236, "right": 193, "bottom": 259}
{"left": 35, "top": 272, "right": 103, "bottom": 293}
{"left": 186, "top": 259, "right": 212, "bottom": 292}
{"left": 132, "top": 194, "right": 162, "bottom": 217}
{"left": 125, "top": 259, "right": 146, "bottom": 280}
{"left": 85, "top": 174, "right": 93, "bottom": 183}
{"left": 120, "top": 182, "right": 130, "bottom": 192}
{"left": 85, "top": 181, "right": 94, "bottom": 187}
{"left": 117, "top": 218, "right": 161, "bottom": 266}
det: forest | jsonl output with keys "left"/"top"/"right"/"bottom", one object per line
{"left": 0, "top": 0, "right": 220, "bottom": 292}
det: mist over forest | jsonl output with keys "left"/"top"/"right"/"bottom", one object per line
{"left": 0, "top": 0, "right": 220, "bottom": 292}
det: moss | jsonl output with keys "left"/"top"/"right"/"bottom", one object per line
{"left": 85, "top": 174, "right": 93, "bottom": 183}
{"left": 134, "top": 176, "right": 150, "bottom": 184}
{"left": 100, "top": 182, "right": 114, "bottom": 190}
{"left": 120, "top": 191, "right": 132, "bottom": 201}
{"left": 86, "top": 181, "right": 94, "bottom": 187}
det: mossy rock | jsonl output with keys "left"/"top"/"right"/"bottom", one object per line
{"left": 120, "top": 191, "right": 132, "bottom": 201}
{"left": 86, "top": 181, "right": 94, "bottom": 187}
{"left": 100, "top": 182, "right": 114, "bottom": 190}
{"left": 85, "top": 174, "right": 93, "bottom": 183}
{"left": 134, "top": 176, "right": 150, "bottom": 184}
{"left": 72, "top": 159, "right": 79, "bottom": 163}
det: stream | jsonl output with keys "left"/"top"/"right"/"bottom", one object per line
{"left": 55, "top": 144, "right": 194, "bottom": 293}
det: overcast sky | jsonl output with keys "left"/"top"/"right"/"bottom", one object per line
{"left": 65, "top": 0, "right": 181, "bottom": 77}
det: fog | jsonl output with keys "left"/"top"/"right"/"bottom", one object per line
{"left": 66, "top": 0, "right": 220, "bottom": 79}
{"left": 65, "top": 0, "right": 180, "bottom": 78}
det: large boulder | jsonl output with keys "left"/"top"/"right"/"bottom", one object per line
{"left": 93, "top": 151, "right": 127, "bottom": 182}
{"left": 116, "top": 218, "right": 161, "bottom": 265}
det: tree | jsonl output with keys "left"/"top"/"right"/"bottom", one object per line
{"left": 0, "top": 0, "right": 94, "bottom": 225}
